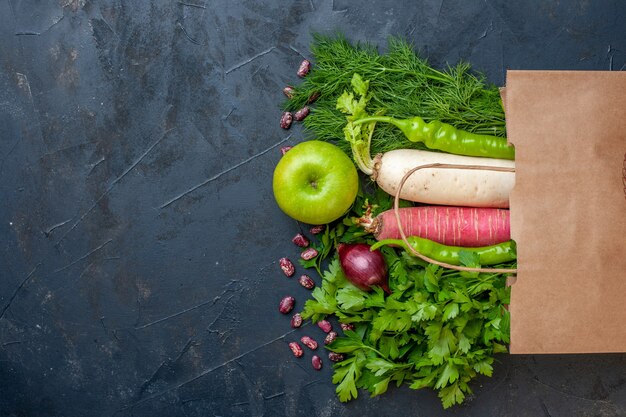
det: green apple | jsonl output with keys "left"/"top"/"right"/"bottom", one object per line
{"left": 273, "top": 140, "right": 359, "bottom": 224}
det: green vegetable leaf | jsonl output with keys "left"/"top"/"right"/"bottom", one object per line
{"left": 372, "top": 309, "right": 412, "bottom": 334}
{"left": 327, "top": 330, "right": 370, "bottom": 354}
{"left": 285, "top": 35, "right": 506, "bottom": 156}
{"left": 458, "top": 333, "right": 472, "bottom": 354}
{"left": 435, "top": 361, "right": 460, "bottom": 389}
{"left": 378, "top": 335, "right": 402, "bottom": 360}
{"left": 300, "top": 258, "right": 346, "bottom": 322}
{"left": 423, "top": 264, "right": 442, "bottom": 293}
{"left": 366, "top": 358, "right": 397, "bottom": 377}
{"left": 336, "top": 91, "right": 358, "bottom": 115}
{"left": 409, "top": 372, "right": 437, "bottom": 390}
{"left": 439, "top": 382, "right": 466, "bottom": 409}
{"left": 333, "top": 351, "right": 365, "bottom": 402}
{"left": 337, "top": 286, "right": 368, "bottom": 311}
{"left": 428, "top": 325, "right": 457, "bottom": 365}
{"left": 363, "top": 286, "right": 387, "bottom": 308}
{"left": 458, "top": 250, "right": 481, "bottom": 268}
{"left": 442, "top": 302, "right": 459, "bottom": 321}
{"left": 411, "top": 303, "right": 438, "bottom": 322}
{"left": 472, "top": 358, "right": 494, "bottom": 377}
{"left": 351, "top": 73, "right": 369, "bottom": 96}
{"left": 371, "top": 376, "right": 391, "bottom": 396}
{"left": 492, "top": 343, "right": 509, "bottom": 354}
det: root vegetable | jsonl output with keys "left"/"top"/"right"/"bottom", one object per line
{"left": 338, "top": 73, "right": 515, "bottom": 208}
{"left": 357, "top": 205, "right": 510, "bottom": 247}
{"left": 337, "top": 243, "right": 391, "bottom": 293}
{"left": 371, "top": 149, "right": 515, "bottom": 208}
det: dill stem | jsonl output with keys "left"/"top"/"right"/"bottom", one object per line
{"left": 375, "top": 66, "right": 451, "bottom": 84}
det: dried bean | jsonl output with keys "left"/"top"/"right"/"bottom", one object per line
{"left": 300, "top": 247, "right": 318, "bottom": 261}
{"left": 307, "top": 91, "right": 320, "bottom": 104}
{"left": 291, "top": 233, "right": 309, "bottom": 248}
{"left": 297, "top": 60, "right": 311, "bottom": 77}
{"left": 324, "top": 331, "right": 337, "bottom": 345}
{"left": 328, "top": 352, "right": 345, "bottom": 362}
{"left": 340, "top": 323, "right": 355, "bottom": 332}
{"left": 318, "top": 320, "right": 332, "bottom": 333}
{"left": 300, "top": 336, "right": 318, "bottom": 350}
{"left": 289, "top": 342, "right": 303, "bottom": 358}
{"left": 294, "top": 106, "right": 310, "bottom": 121}
{"left": 280, "top": 112, "right": 293, "bottom": 129}
{"left": 283, "top": 86, "right": 295, "bottom": 98}
{"left": 279, "top": 296, "right": 295, "bottom": 314}
{"left": 279, "top": 258, "right": 295, "bottom": 277}
{"left": 309, "top": 225, "right": 324, "bottom": 235}
{"left": 290, "top": 313, "right": 303, "bottom": 328}
{"left": 298, "top": 274, "right": 315, "bottom": 290}
{"left": 311, "top": 355, "right": 322, "bottom": 370}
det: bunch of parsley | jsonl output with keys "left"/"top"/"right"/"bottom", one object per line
{"left": 299, "top": 192, "right": 511, "bottom": 409}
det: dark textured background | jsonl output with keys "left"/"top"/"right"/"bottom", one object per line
{"left": 1, "top": 1, "right": 625, "bottom": 416}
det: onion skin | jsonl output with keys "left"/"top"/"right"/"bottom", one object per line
{"left": 337, "top": 243, "right": 390, "bottom": 293}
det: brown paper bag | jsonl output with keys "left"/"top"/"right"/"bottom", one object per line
{"left": 504, "top": 70, "right": 626, "bottom": 354}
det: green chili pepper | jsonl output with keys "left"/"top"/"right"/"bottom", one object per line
{"left": 354, "top": 116, "right": 515, "bottom": 160}
{"left": 371, "top": 237, "right": 517, "bottom": 266}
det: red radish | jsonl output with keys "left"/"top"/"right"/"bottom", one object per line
{"left": 357, "top": 206, "right": 510, "bottom": 247}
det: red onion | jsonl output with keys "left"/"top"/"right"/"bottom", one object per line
{"left": 337, "top": 243, "right": 390, "bottom": 293}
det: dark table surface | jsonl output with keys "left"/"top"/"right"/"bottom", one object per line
{"left": 1, "top": 1, "right": 625, "bottom": 416}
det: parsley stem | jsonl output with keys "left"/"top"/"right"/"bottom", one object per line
{"left": 362, "top": 344, "right": 386, "bottom": 358}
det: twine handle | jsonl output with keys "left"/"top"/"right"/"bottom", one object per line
{"left": 393, "top": 163, "right": 518, "bottom": 274}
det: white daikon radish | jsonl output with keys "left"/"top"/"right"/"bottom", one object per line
{"left": 372, "top": 149, "right": 515, "bottom": 208}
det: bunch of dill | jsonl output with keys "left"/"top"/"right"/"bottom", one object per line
{"left": 284, "top": 34, "right": 506, "bottom": 155}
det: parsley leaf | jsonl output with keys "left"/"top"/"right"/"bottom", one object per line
{"left": 336, "top": 285, "right": 368, "bottom": 311}
{"left": 296, "top": 181, "right": 514, "bottom": 409}
{"left": 439, "top": 382, "right": 466, "bottom": 409}
{"left": 333, "top": 350, "right": 366, "bottom": 402}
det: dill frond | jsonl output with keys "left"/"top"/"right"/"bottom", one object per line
{"left": 284, "top": 34, "right": 505, "bottom": 155}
